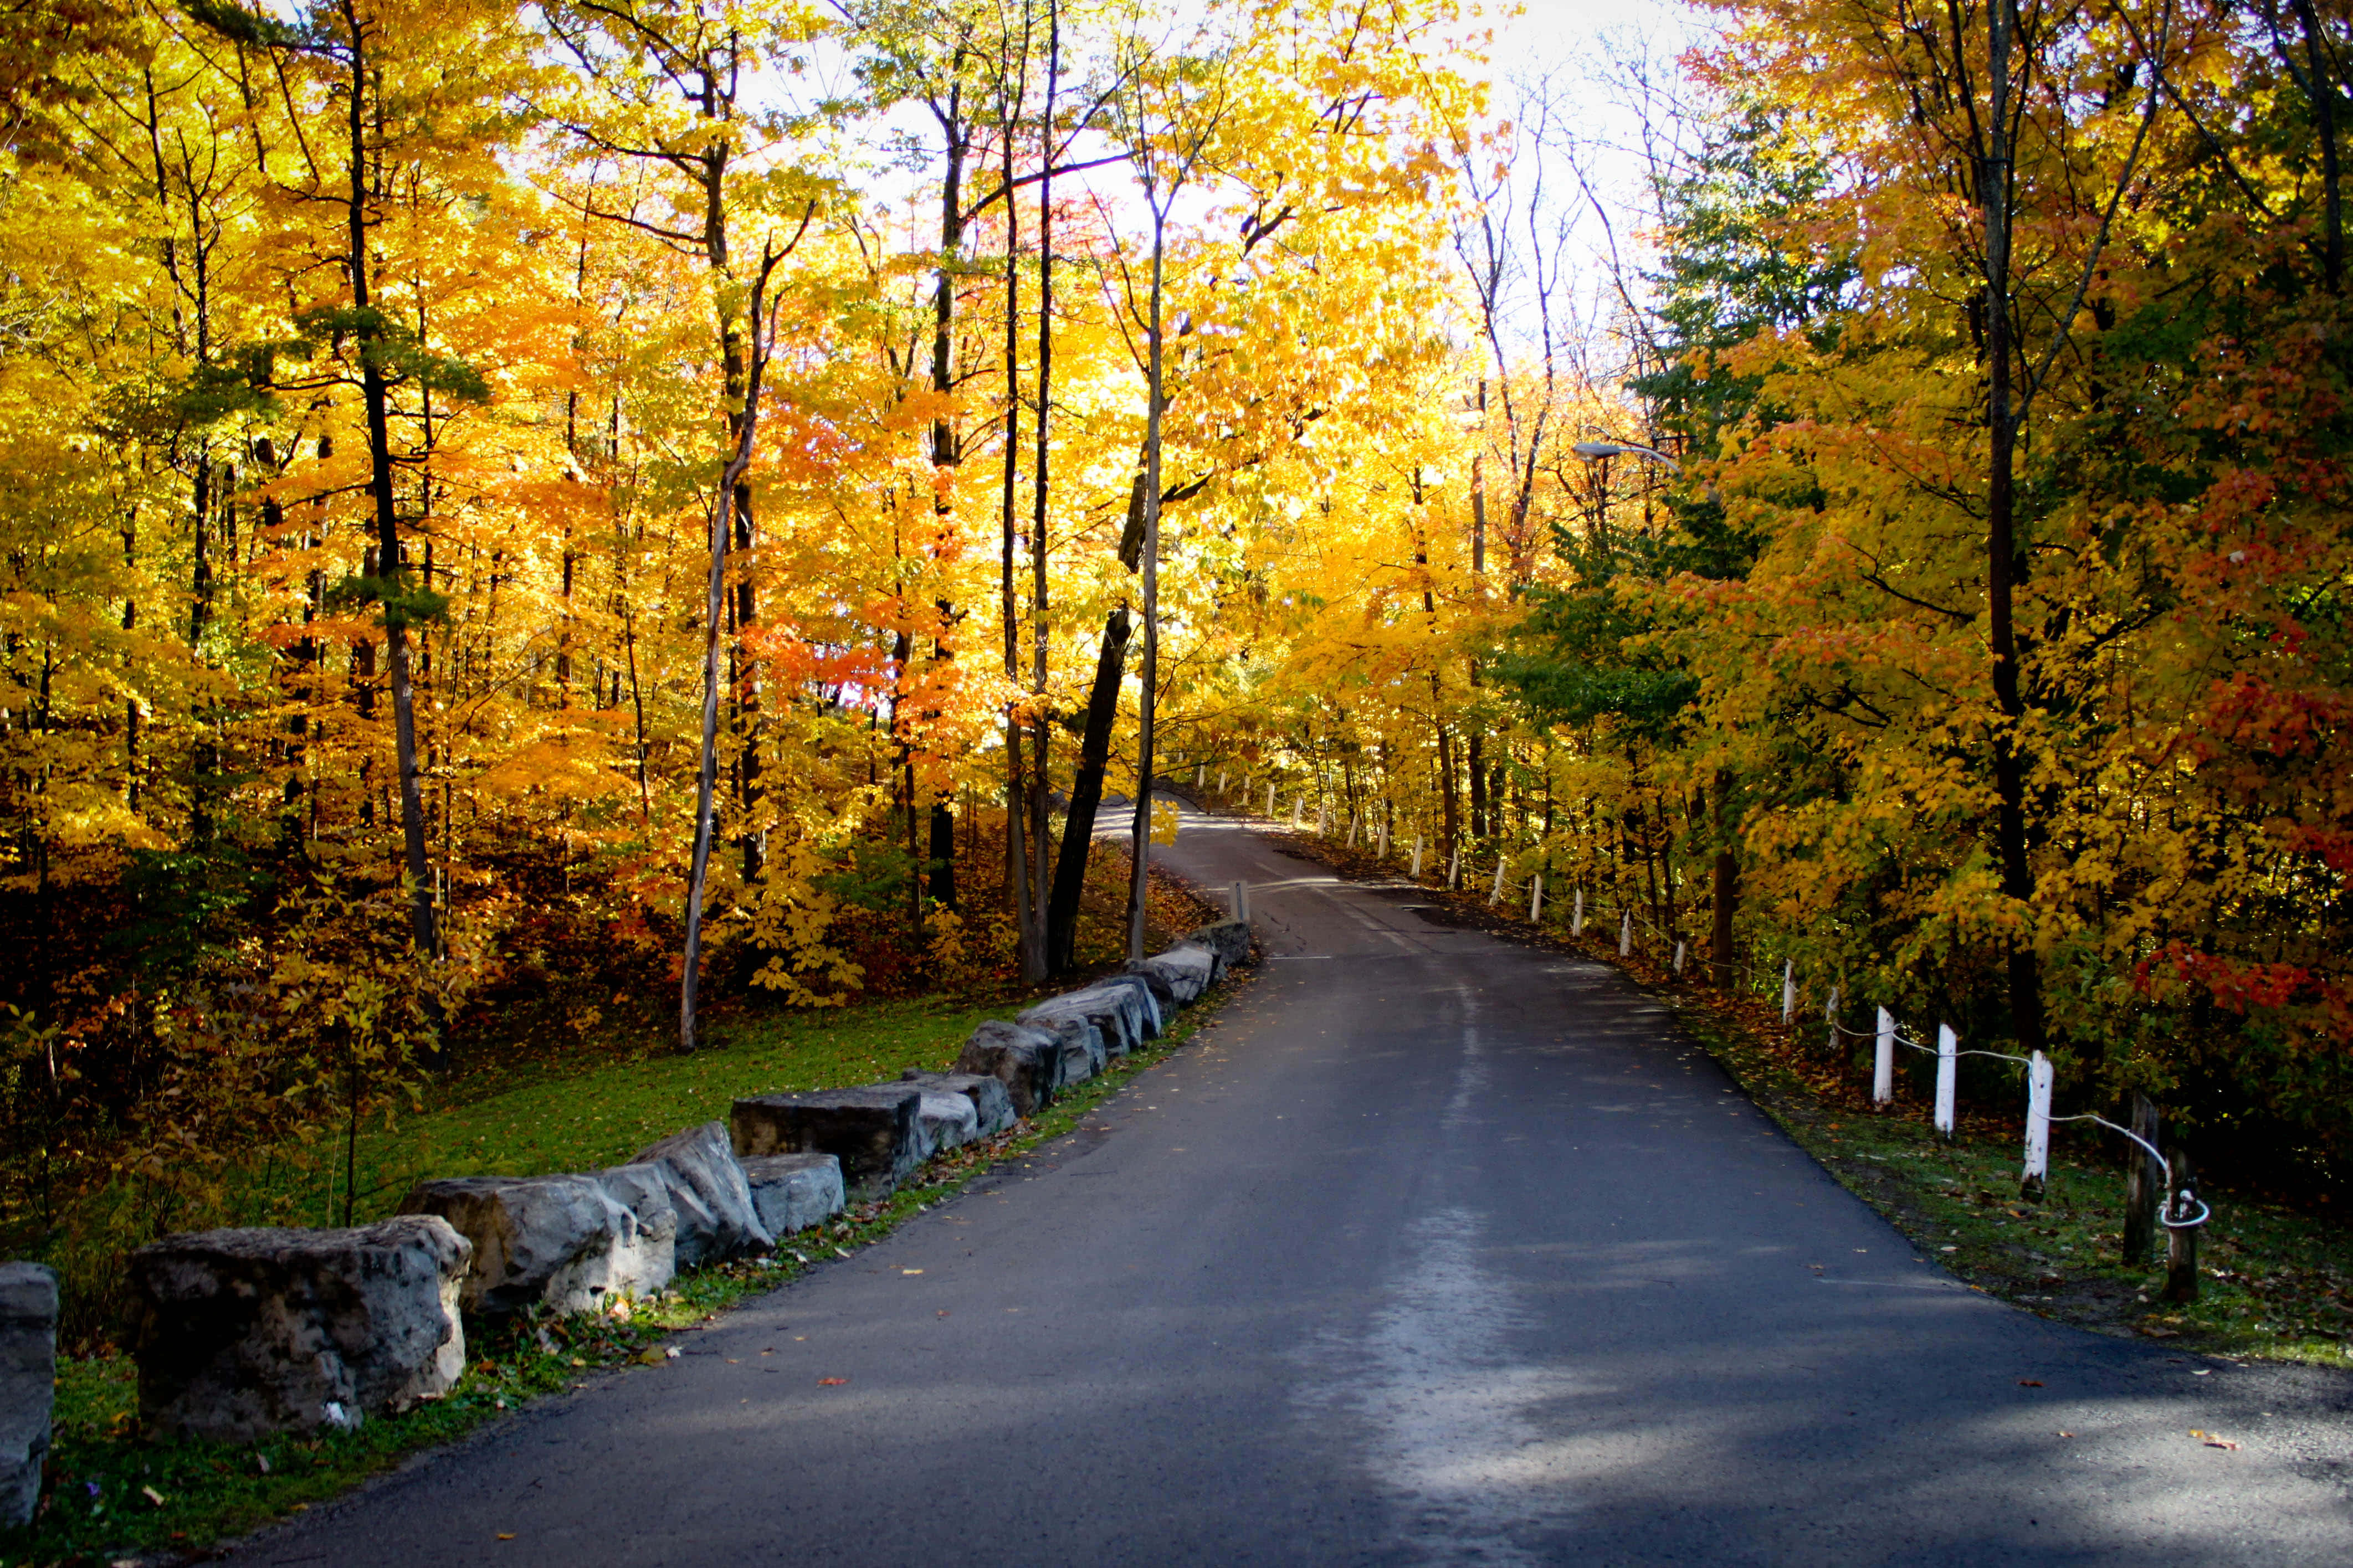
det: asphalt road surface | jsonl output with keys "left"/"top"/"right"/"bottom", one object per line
{"left": 237, "top": 798, "right": 2353, "bottom": 1566}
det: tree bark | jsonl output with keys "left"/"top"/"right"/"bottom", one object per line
{"left": 341, "top": 2, "right": 436, "bottom": 962}
{"left": 1982, "top": 0, "right": 2047, "bottom": 1058}
{"left": 1048, "top": 609, "right": 1130, "bottom": 972}
{"left": 2122, "top": 1091, "right": 2162, "bottom": 1262}
{"left": 1125, "top": 208, "right": 1168, "bottom": 961}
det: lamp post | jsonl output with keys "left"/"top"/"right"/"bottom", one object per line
{"left": 1570, "top": 439, "right": 1681, "bottom": 470}
{"left": 1572, "top": 440, "right": 1681, "bottom": 550}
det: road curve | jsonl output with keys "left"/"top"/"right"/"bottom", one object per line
{"left": 235, "top": 797, "right": 2352, "bottom": 1566}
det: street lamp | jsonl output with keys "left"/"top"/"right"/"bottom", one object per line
{"left": 1571, "top": 439, "right": 1681, "bottom": 471}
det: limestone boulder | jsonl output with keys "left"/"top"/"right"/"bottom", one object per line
{"left": 1094, "top": 972, "right": 1164, "bottom": 1039}
{"left": 401, "top": 1173, "right": 672, "bottom": 1316}
{"left": 1020, "top": 1010, "right": 1103, "bottom": 1087}
{"left": 1119, "top": 955, "right": 1183, "bottom": 1010}
{"left": 732, "top": 1086, "right": 928, "bottom": 1202}
{"left": 129, "top": 1217, "right": 468, "bottom": 1443}
{"left": 1128, "top": 943, "right": 1214, "bottom": 1005}
{"left": 899, "top": 1069, "right": 1018, "bottom": 1138}
{"left": 912, "top": 1088, "right": 980, "bottom": 1153}
{"left": 591, "top": 1163, "right": 681, "bottom": 1278}
{"left": 740, "top": 1153, "right": 845, "bottom": 1237}
{"left": 0, "top": 1262, "right": 57, "bottom": 1528}
{"left": 632, "top": 1120, "right": 772, "bottom": 1267}
{"left": 1081, "top": 979, "right": 1156, "bottom": 1048}
{"left": 1185, "top": 917, "right": 1253, "bottom": 978}
{"left": 951, "top": 1020, "right": 1059, "bottom": 1118}
{"left": 1022, "top": 988, "right": 1142, "bottom": 1058}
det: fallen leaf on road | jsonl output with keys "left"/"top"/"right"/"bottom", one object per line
{"left": 141, "top": 1485, "right": 165, "bottom": 1507}
{"left": 2057, "top": 1432, "right": 2074, "bottom": 1438}
{"left": 2018, "top": 1379, "right": 2044, "bottom": 1387}
{"left": 835, "top": 1247, "right": 851, "bottom": 1258}
{"left": 818, "top": 1377, "right": 849, "bottom": 1386}
{"left": 902, "top": 1268, "right": 923, "bottom": 1275}
{"left": 498, "top": 1534, "right": 516, "bottom": 1541}
{"left": 634, "top": 1348, "right": 665, "bottom": 1366}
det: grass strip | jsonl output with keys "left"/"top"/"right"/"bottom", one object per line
{"left": 1, "top": 976, "right": 1246, "bottom": 1568}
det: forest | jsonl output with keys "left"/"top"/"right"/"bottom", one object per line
{"left": 4, "top": 0, "right": 2351, "bottom": 1307}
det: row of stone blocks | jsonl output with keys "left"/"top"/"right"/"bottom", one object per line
{"left": 0, "top": 921, "right": 1250, "bottom": 1520}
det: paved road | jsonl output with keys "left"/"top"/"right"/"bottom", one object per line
{"left": 239, "top": 800, "right": 2352, "bottom": 1566}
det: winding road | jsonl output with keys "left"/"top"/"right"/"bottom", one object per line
{"left": 237, "top": 798, "right": 2352, "bottom": 1565}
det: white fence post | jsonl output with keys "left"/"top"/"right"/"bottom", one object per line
{"left": 1618, "top": 909, "right": 1632, "bottom": 956}
{"left": 1447, "top": 845, "right": 1460, "bottom": 889}
{"left": 1674, "top": 939, "right": 1686, "bottom": 975}
{"left": 1266, "top": 782, "right": 1276, "bottom": 816}
{"left": 1346, "top": 814, "right": 1357, "bottom": 847}
{"left": 1781, "top": 960, "right": 1797, "bottom": 1023}
{"left": 1232, "top": 881, "right": 1249, "bottom": 924}
{"left": 1378, "top": 816, "right": 1390, "bottom": 859}
{"left": 1529, "top": 873, "right": 1544, "bottom": 922}
{"left": 1571, "top": 887, "right": 1585, "bottom": 935}
{"left": 1411, "top": 835, "right": 1423, "bottom": 878}
{"left": 1196, "top": 765, "right": 1204, "bottom": 788}
{"left": 1489, "top": 861, "right": 1506, "bottom": 906}
{"left": 1293, "top": 796, "right": 1304, "bottom": 829}
{"left": 1934, "top": 1024, "right": 1958, "bottom": 1138}
{"left": 1219, "top": 769, "right": 1228, "bottom": 795}
{"left": 1873, "top": 1007, "right": 1895, "bottom": 1105}
{"left": 1825, "top": 985, "right": 1840, "bottom": 1055}
{"left": 2022, "top": 1050, "right": 2053, "bottom": 1200}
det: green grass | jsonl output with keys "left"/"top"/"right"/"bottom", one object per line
{"left": 1653, "top": 980, "right": 2353, "bottom": 1365}
{"left": 328, "top": 996, "right": 1023, "bottom": 1225}
{"left": 0, "top": 978, "right": 1245, "bottom": 1568}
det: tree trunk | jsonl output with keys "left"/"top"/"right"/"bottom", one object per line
{"left": 2291, "top": 0, "right": 2344, "bottom": 291}
{"left": 342, "top": 8, "right": 436, "bottom": 962}
{"left": 1722, "top": 775, "right": 1741, "bottom": 992}
{"left": 1028, "top": 0, "right": 1059, "bottom": 974}
{"left": 1125, "top": 209, "right": 1169, "bottom": 961}
{"left": 1048, "top": 609, "right": 1130, "bottom": 972}
{"left": 999, "top": 46, "right": 1041, "bottom": 981}
{"left": 1982, "top": 0, "right": 2046, "bottom": 1058}
{"left": 2122, "top": 1091, "right": 2162, "bottom": 1263}
{"left": 679, "top": 483, "right": 730, "bottom": 1051}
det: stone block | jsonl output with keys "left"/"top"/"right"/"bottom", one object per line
{"left": 913, "top": 1088, "right": 978, "bottom": 1153}
{"left": 401, "top": 1173, "right": 672, "bottom": 1316}
{"left": 632, "top": 1120, "right": 772, "bottom": 1267}
{"left": 1021, "top": 1010, "right": 1103, "bottom": 1086}
{"left": 129, "top": 1217, "right": 468, "bottom": 1443}
{"left": 952, "top": 1020, "right": 1059, "bottom": 1118}
{"left": 1186, "top": 918, "right": 1253, "bottom": 978}
{"left": 740, "top": 1154, "right": 845, "bottom": 1237}
{"left": 0, "top": 1262, "right": 57, "bottom": 1527}
{"left": 899, "top": 1070, "right": 1018, "bottom": 1138}
{"left": 1022, "top": 986, "right": 1145, "bottom": 1058}
{"left": 1129, "top": 943, "right": 1214, "bottom": 1005}
{"left": 732, "top": 1086, "right": 927, "bottom": 1202}
{"left": 1094, "top": 971, "right": 1164, "bottom": 1039}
